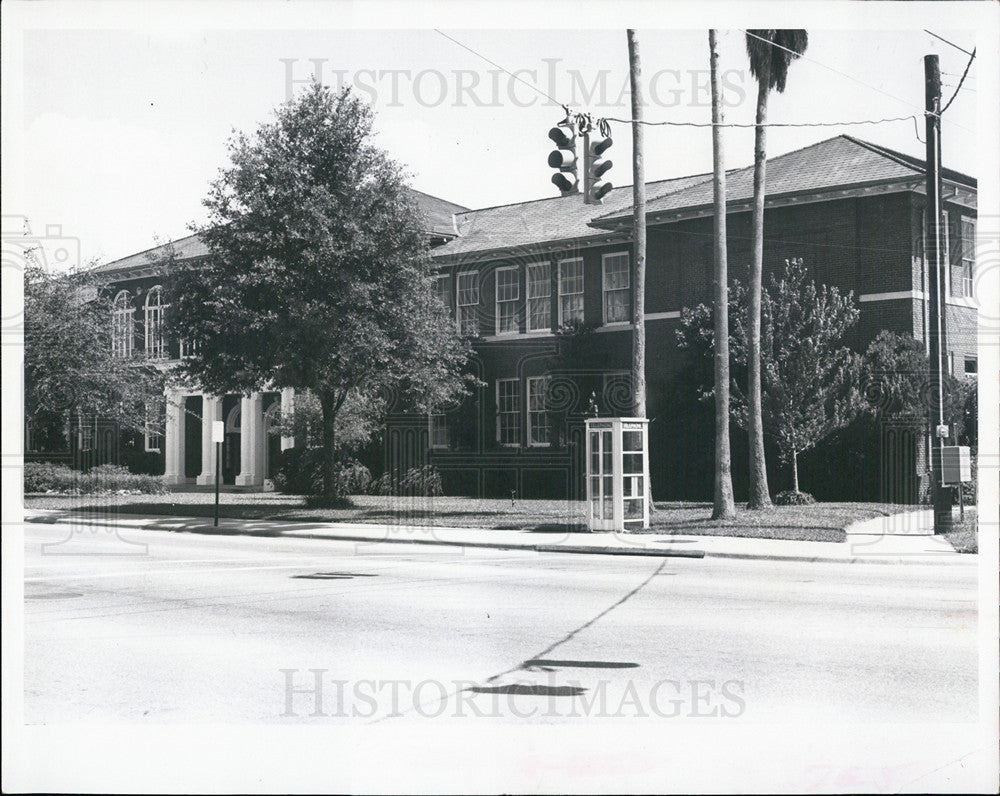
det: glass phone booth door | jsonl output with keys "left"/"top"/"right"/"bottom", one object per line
{"left": 585, "top": 417, "right": 649, "bottom": 532}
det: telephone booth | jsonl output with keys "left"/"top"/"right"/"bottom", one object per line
{"left": 585, "top": 417, "right": 650, "bottom": 532}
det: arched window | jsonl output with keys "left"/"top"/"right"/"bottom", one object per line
{"left": 112, "top": 290, "right": 134, "bottom": 358}
{"left": 144, "top": 286, "right": 166, "bottom": 359}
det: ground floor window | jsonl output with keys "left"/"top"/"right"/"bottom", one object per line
{"left": 144, "top": 404, "right": 163, "bottom": 453}
{"left": 527, "top": 376, "right": 550, "bottom": 446}
{"left": 496, "top": 378, "right": 520, "bottom": 447}
{"left": 430, "top": 413, "right": 448, "bottom": 449}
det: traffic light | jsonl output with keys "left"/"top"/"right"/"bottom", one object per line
{"left": 548, "top": 123, "right": 578, "bottom": 195}
{"left": 584, "top": 134, "right": 613, "bottom": 204}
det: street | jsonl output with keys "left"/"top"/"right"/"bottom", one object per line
{"left": 21, "top": 519, "right": 978, "bottom": 725}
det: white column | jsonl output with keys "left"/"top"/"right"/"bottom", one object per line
{"left": 163, "top": 390, "right": 187, "bottom": 485}
{"left": 196, "top": 394, "right": 223, "bottom": 485}
{"left": 235, "top": 392, "right": 264, "bottom": 487}
{"left": 280, "top": 388, "right": 295, "bottom": 451}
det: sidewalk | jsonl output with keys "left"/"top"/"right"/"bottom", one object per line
{"left": 23, "top": 508, "right": 973, "bottom": 565}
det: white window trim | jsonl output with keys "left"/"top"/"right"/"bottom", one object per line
{"left": 144, "top": 405, "right": 163, "bottom": 453}
{"left": 428, "top": 413, "right": 448, "bottom": 450}
{"left": 494, "top": 265, "right": 520, "bottom": 336}
{"left": 960, "top": 217, "right": 975, "bottom": 299}
{"left": 112, "top": 290, "right": 134, "bottom": 358}
{"left": 557, "top": 257, "right": 585, "bottom": 326}
{"left": 495, "top": 377, "right": 521, "bottom": 448}
{"left": 456, "top": 270, "right": 479, "bottom": 337}
{"left": 526, "top": 262, "right": 552, "bottom": 333}
{"left": 144, "top": 285, "right": 167, "bottom": 360}
{"left": 601, "top": 251, "right": 631, "bottom": 326}
{"left": 526, "top": 376, "right": 551, "bottom": 448}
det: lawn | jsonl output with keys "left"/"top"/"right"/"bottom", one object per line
{"left": 941, "top": 508, "right": 978, "bottom": 554}
{"left": 23, "top": 491, "right": 922, "bottom": 544}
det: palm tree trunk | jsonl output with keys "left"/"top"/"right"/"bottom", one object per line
{"left": 709, "top": 30, "right": 736, "bottom": 520}
{"left": 747, "top": 57, "right": 773, "bottom": 510}
{"left": 627, "top": 29, "right": 646, "bottom": 421}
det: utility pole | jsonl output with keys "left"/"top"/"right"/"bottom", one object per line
{"left": 924, "top": 53, "right": 953, "bottom": 532}
{"left": 627, "top": 29, "right": 647, "bottom": 420}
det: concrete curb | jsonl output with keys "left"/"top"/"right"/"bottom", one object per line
{"left": 23, "top": 511, "right": 975, "bottom": 565}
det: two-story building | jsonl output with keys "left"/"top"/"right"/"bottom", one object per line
{"left": 44, "top": 135, "right": 977, "bottom": 500}
{"left": 410, "top": 135, "right": 977, "bottom": 500}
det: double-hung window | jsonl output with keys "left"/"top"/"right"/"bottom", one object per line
{"left": 602, "top": 253, "right": 631, "bottom": 324}
{"left": 496, "top": 378, "right": 520, "bottom": 447}
{"left": 144, "top": 286, "right": 166, "bottom": 359}
{"left": 112, "top": 291, "right": 134, "bottom": 358}
{"left": 526, "top": 263, "right": 552, "bottom": 332}
{"left": 144, "top": 403, "right": 163, "bottom": 453}
{"left": 960, "top": 218, "right": 975, "bottom": 298}
{"left": 558, "top": 258, "right": 584, "bottom": 325}
{"left": 495, "top": 266, "right": 520, "bottom": 335}
{"left": 527, "top": 376, "right": 551, "bottom": 446}
{"left": 433, "top": 274, "right": 451, "bottom": 311}
{"left": 429, "top": 414, "right": 448, "bottom": 449}
{"left": 457, "top": 271, "right": 480, "bottom": 337}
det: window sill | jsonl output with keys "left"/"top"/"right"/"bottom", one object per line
{"left": 596, "top": 323, "right": 633, "bottom": 332}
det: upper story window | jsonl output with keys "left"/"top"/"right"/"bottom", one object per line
{"left": 960, "top": 218, "right": 975, "bottom": 298}
{"left": 496, "top": 378, "right": 520, "bottom": 447}
{"left": 432, "top": 274, "right": 451, "bottom": 312}
{"left": 112, "top": 290, "right": 134, "bottom": 358}
{"left": 457, "top": 271, "right": 480, "bottom": 337}
{"left": 526, "top": 263, "right": 552, "bottom": 332}
{"left": 559, "top": 258, "right": 585, "bottom": 325}
{"left": 495, "top": 266, "right": 520, "bottom": 335}
{"left": 144, "top": 286, "right": 167, "bottom": 359}
{"left": 602, "top": 252, "right": 631, "bottom": 324}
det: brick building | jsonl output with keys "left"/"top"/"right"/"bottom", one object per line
{"left": 39, "top": 135, "right": 977, "bottom": 500}
{"left": 412, "top": 135, "right": 977, "bottom": 500}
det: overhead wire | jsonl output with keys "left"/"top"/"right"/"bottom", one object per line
{"left": 923, "top": 30, "right": 974, "bottom": 57}
{"left": 940, "top": 47, "right": 976, "bottom": 115}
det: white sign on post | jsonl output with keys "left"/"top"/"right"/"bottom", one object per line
{"left": 211, "top": 420, "right": 225, "bottom": 444}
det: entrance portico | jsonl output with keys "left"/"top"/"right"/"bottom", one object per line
{"left": 163, "top": 387, "right": 289, "bottom": 489}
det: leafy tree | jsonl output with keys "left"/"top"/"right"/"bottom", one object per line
{"left": 744, "top": 29, "right": 809, "bottom": 509}
{"left": 24, "top": 261, "right": 165, "bottom": 450}
{"left": 678, "top": 258, "right": 862, "bottom": 495}
{"left": 170, "top": 82, "right": 472, "bottom": 500}
{"left": 860, "top": 330, "right": 974, "bottom": 443}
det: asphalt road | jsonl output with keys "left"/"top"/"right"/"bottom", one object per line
{"left": 19, "top": 518, "right": 978, "bottom": 728}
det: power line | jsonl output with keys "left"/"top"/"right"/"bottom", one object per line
{"left": 923, "top": 30, "right": 974, "bottom": 57}
{"left": 601, "top": 114, "right": 919, "bottom": 130}
{"left": 432, "top": 29, "right": 569, "bottom": 110}
{"left": 940, "top": 47, "right": 976, "bottom": 115}
{"left": 737, "top": 29, "right": 971, "bottom": 133}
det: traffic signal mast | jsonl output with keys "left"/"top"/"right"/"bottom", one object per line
{"left": 548, "top": 114, "right": 613, "bottom": 203}
{"left": 548, "top": 122, "right": 578, "bottom": 195}
{"left": 583, "top": 131, "right": 613, "bottom": 204}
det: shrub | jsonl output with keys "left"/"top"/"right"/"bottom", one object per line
{"left": 23, "top": 461, "right": 166, "bottom": 494}
{"left": 371, "top": 465, "right": 443, "bottom": 497}
{"left": 773, "top": 490, "right": 816, "bottom": 506}
{"left": 273, "top": 448, "right": 371, "bottom": 496}
{"left": 24, "top": 462, "right": 75, "bottom": 493}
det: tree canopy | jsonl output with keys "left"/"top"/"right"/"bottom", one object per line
{"left": 24, "top": 261, "right": 165, "bottom": 445}
{"left": 169, "top": 82, "right": 472, "bottom": 497}
{"left": 678, "top": 258, "right": 862, "bottom": 493}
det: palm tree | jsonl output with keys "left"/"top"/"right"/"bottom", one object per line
{"left": 709, "top": 30, "right": 736, "bottom": 519}
{"left": 744, "top": 29, "right": 808, "bottom": 508}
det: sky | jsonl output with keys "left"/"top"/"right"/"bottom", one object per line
{"left": 1, "top": 1, "right": 991, "bottom": 270}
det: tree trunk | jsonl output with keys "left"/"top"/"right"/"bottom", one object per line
{"left": 747, "top": 59, "right": 773, "bottom": 510}
{"left": 319, "top": 390, "right": 339, "bottom": 499}
{"left": 627, "top": 29, "right": 647, "bottom": 421}
{"left": 791, "top": 447, "right": 800, "bottom": 493}
{"left": 709, "top": 30, "right": 737, "bottom": 520}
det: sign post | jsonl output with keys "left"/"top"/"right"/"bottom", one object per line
{"left": 212, "top": 420, "right": 225, "bottom": 527}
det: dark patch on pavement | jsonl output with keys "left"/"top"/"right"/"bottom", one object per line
{"left": 468, "top": 684, "right": 588, "bottom": 697}
{"left": 522, "top": 659, "right": 640, "bottom": 670}
{"left": 291, "top": 572, "right": 379, "bottom": 580}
